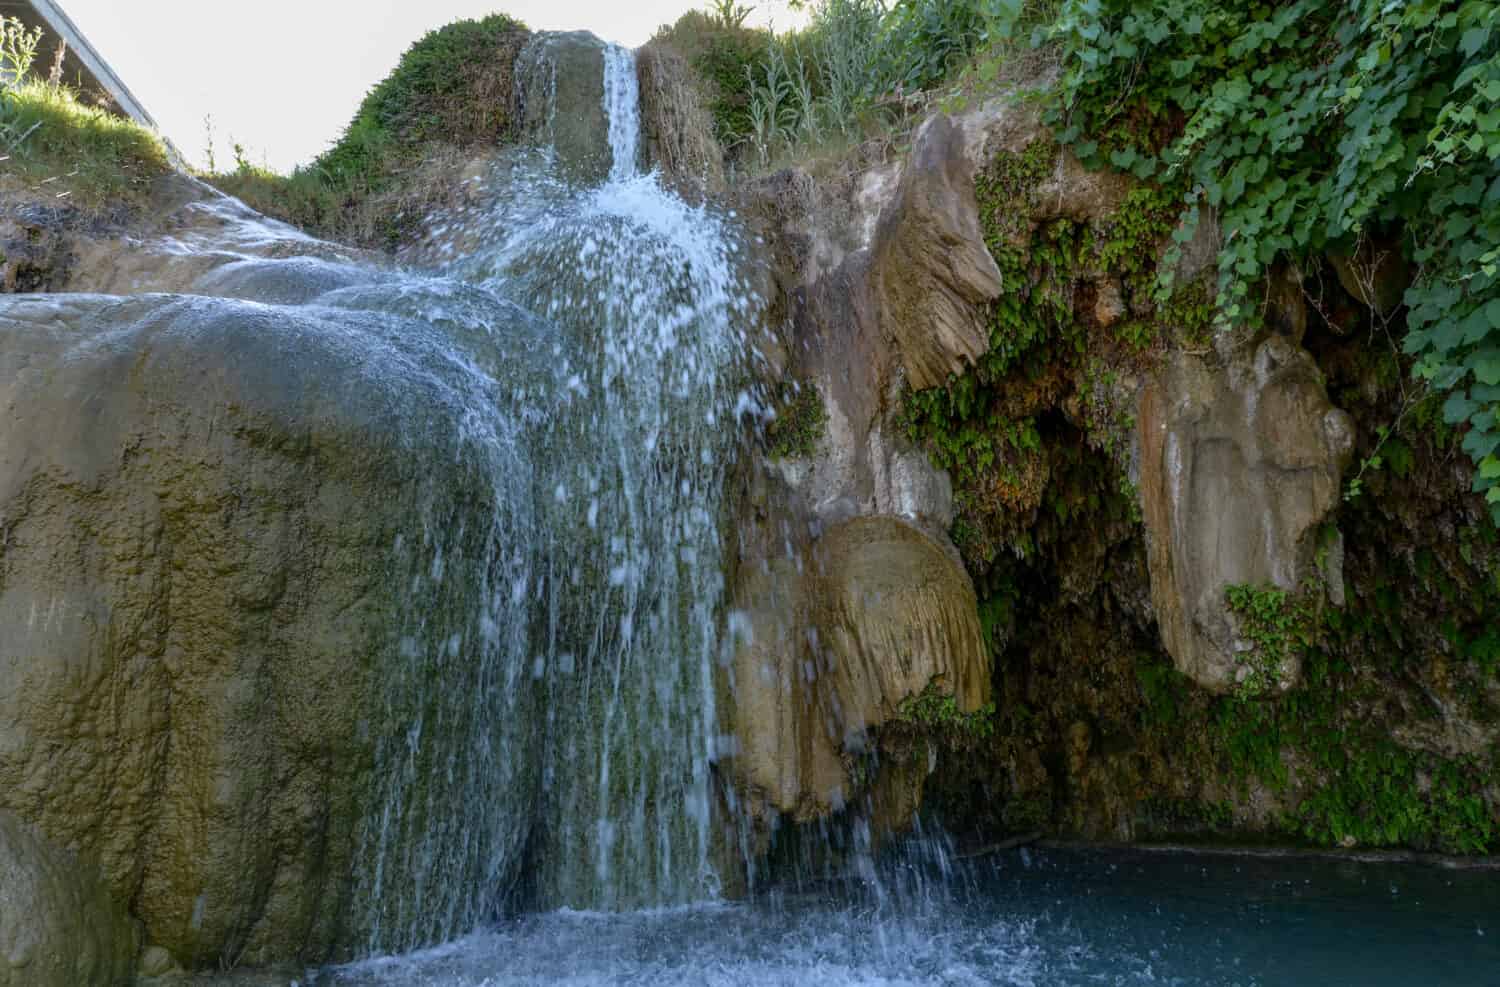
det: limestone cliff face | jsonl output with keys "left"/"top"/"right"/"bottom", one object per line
{"left": 0, "top": 187, "right": 538, "bottom": 967}
{"left": 1139, "top": 337, "right": 1356, "bottom": 694}
{"left": 741, "top": 82, "right": 1497, "bottom": 857}
{"left": 0, "top": 812, "right": 138, "bottom": 987}
{"left": 718, "top": 106, "right": 1010, "bottom": 846}
{"left": 723, "top": 517, "right": 987, "bottom": 824}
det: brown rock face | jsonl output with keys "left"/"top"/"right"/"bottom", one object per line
{"left": 722, "top": 517, "right": 989, "bottom": 823}
{"left": 1138, "top": 336, "right": 1356, "bottom": 693}
{"left": 0, "top": 812, "right": 138, "bottom": 987}
{"left": 636, "top": 43, "right": 726, "bottom": 198}
{"left": 0, "top": 287, "right": 536, "bottom": 966}
{"left": 870, "top": 115, "right": 1003, "bottom": 391}
{"left": 514, "top": 32, "right": 613, "bottom": 184}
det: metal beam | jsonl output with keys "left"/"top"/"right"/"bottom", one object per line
{"left": 20, "top": 0, "right": 158, "bottom": 130}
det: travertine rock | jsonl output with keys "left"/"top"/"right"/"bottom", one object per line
{"left": 870, "top": 114, "right": 1003, "bottom": 390}
{"left": 723, "top": 517, "right": 989, "bottom": 822}
{"left": 1138, "top": 336, "right": 1356, "bottom": 693}
{"left": 0, "top": 811, "right": 137, "bottom": 987}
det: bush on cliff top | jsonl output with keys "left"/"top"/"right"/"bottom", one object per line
{"left": 209, "top": 13, "right": 528, "bottom": 246}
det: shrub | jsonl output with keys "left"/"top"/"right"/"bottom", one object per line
{"left": 207, "top": 13, "right": 528, "bottom": 246}
{"left": 1044, "top": 0, "right": 1500, "bottom": 522}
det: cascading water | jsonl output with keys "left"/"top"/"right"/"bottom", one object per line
{"left": 349, "top": 38, "right": 759, "bottom": 943}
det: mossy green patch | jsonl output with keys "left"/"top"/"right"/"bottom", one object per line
{"left": 896, "top": 684, "right": 996, "bottom": 746}
{"left": 764, "top": 379, "right": 827, "bottom": 458}
{"left": 1223, "top": 584, "right": 1318, "bottom": 700}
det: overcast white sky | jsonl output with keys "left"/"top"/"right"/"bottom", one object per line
{"left": 64, "top": 1, "right": 806, "bottom": 172}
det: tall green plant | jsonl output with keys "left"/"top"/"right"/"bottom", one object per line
{"left": 0, "top": 16, "right": 40, "bottom": 86}
{"left": 1047, "top": 0, "right": 1500, "bottom": 522}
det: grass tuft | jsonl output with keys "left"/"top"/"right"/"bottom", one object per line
{"left": 0, "top": 79, "right": 171, "bottom": 210}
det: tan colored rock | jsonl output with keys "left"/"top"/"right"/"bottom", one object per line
{"left": 0, "top": 289, "right": 536, "bottom": 965}
{"left": 722, "top": 517, "right": 989, "bottom": 822}
{"left": 870, "top": 114, "right": 1003, "bottom": 390}
{"left": 724, "top": 559, "right": 848, "bottom": 821}
{"left": 1092, "top": 277, "right": 1126, "bottom": 328}
{"left": 637, "top": 42, "right": 726, "bottom": 199}
{"left": 1137, "top": 336, "right": 1355, "bottom": 693}
{"left": 0, "top": 812, "right": 138, "bottom": 987}
{"left": 812, "top": 516, "right": 990, "bottom": 725}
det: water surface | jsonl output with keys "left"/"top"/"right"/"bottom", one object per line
{"left": 308, "top": 847, "right": 1499, "bottom": 986}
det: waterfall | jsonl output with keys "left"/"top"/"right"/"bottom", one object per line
{"left": 604, "top": 44, "right": 641, "bottom": 181}
{"left": 351, "top": 35, "right": 759, "bottom": 946}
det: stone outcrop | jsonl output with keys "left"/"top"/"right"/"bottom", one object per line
{"left": 636, "top": 43, "right": 726, "bottom": 199}
{"left": 514, "top": 32, "right": 614, "bottom": 184}
{"left": 1138, "top": 335, "right": 1356, "bottom": 692}
{"left": 0, "top": 208, "right": 539, "bottom": 965}
{"left": 723, "top": 99, "right": 1009, "bottom": 840}
{"left": 869, "top": 115, "right": 1003, "bottom": 390}
{"left": 0, "top": 812, "right": 137, "bottom": 987}
{"left": 723, "top": 517, "right": 989, "bottom": 822}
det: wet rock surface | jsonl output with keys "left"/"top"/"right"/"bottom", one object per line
{"left": 723, "top": 517, "right": 988, "bottom": 823}
{"left": 1138, "top": 336, "right": 1356, "bottom": 693}
{"left": 0, "top": 811, "right": 137, "bottom": 987}
{"left": 0, "top": 264, "right": 525, "bottom": 965}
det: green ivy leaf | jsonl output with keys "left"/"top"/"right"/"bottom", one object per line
{"left": 1475, "top": 350, "right": 1500, "bottom": 386}
{"left": 1445, "top": 391, "right": 1480, "bottom": 424}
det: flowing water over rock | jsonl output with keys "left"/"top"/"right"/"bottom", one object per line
{"left": 353, "top": 39, "right": 762, "bottom": 935}
{"left": 0, "top": 36, "right": 760, "bottom": 963}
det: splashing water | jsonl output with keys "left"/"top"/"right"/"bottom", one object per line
{"left": 314, "top": 847, "right": 1500, "bottom": 987}
{"left": 331, "top": 36, "right": 766, "bottom": 945}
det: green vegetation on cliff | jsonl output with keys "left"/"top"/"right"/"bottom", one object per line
{"left": 1045, "top": 0, "right": 1500, "bottom": 521}
{"left": 657, "top": 0, "right": 1057, "bottom": 168}
{"left": 725, "top": 0, "right": 1500, "bottom": 856}
{"left": 899, "top": 136, "right": 1183, "bottom": 570}
{"left": 0, "top": 18, "right": 171, "bottom": 210}
{"left": 764, "top": 379, "right": 828, "bottom": 458}
{"left": 209, "top": 13, "right": 528, "bottom": 246}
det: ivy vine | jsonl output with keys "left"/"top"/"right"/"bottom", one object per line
{"left": 1045, "top": 0, "right": 1500, "bottom": 521}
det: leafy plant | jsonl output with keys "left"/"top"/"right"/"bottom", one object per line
{"left": 897, "top": 684, "right": 997, "bottom": 743}
{"left": 765, "top": 379, "right": 828, "bottom": 458}
{"left": 1045, "top": 0, "right": 1500, "bottom": 522}
{"left": 0, "top": 16, "right": 40, "bottom": 84}
{"left": 1224, "top": 584, "right": 1317, "bottom": 700}
{"left": 710, "top": 0, "right": 757, "bottom": 29}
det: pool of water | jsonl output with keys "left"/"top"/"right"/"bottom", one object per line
{"left": 296, "top": 847, "right": 1498, "bottom": 986}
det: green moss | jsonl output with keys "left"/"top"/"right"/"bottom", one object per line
{"left": 1135, "top": 654, "right": 1187, "bottom": 727}
{"left": 764, "top": 380, "right": 827, "bottom": 458}
{"left": 897, "top": 685, "right": 996, "bottom": 744}
{"left": 1223, "top": 584, "right": 1317, "bottom": 700}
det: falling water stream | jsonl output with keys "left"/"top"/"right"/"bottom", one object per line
{"left": 350, "top": 40, "right": 758, "bottom": 935}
